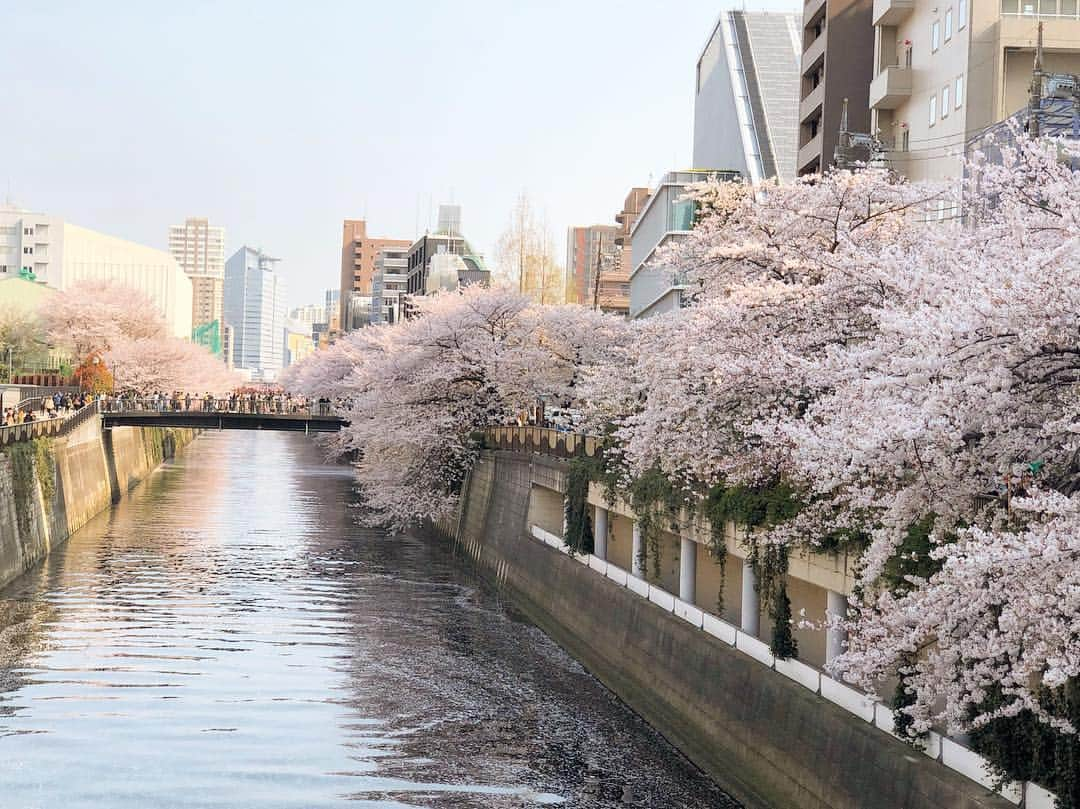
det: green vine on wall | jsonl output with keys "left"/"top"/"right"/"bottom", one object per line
{"left": 6, "top": 438, "right": 55, "bottom": 537}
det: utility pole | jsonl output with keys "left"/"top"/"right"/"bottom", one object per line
{"left": 591, "top": 233, "right": 604, "bottom": 311}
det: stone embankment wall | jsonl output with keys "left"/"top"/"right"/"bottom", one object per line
{"left": 440, "top": 449, "right": 1021, "bottom": 809}
{"left": 0, "top": 418, "right": 195, "bottom": 589}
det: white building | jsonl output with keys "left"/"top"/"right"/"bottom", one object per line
{"left": 693, "top": 11, "right": 801, "bottom": 183}
{"left": 224, "top": 246, "right": 286, "bottom": 382}
{"left": 0, "top": 206, "right": 193, "bottom": 339}
{"left": 168, "top": 217, "right": 226, "bottom": 341}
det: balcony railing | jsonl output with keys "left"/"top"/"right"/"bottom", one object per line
{"left": 869, "top": 64, "right": 913, "bottom": 110}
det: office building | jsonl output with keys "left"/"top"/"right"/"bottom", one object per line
{"left": 628, "top": 170, "right": 739, "bottom": 320}
{"left": 339, "top": 220, "right": 409, "bottom": 332}
{"left": 870, "top": 1, "right": 1080, "bottom": 182}
{"left": 168, "top": 217, "right": 226, "bottom": 352}
{"left": 0, "top": 207, "right": 193, "bottom": 339}
{"left": 224, "top": 246, "right": 286, "bottom": 382}
{"left": 797, "top": 1, "right": 875, "bottom": 175}
{"left": 693, "top": 11, "right": 801, "bottom": 183}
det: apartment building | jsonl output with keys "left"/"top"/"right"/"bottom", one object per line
{"left": 564, "top": 225, "right": 621, "bottom": 308}
{"left": 694, "top": 11, "right": 801, "bottom": 182}
{"left": 168, "top": 217, "right": 226, "bottom": 352}
{"left": 370, "top": 247, "right": 408, "bottom": 325}
{"left": 628, "top": 170, "right": 739, "bottom": 320}
{"left": 870, "top": 1, "right": 1080, "bottom": 181}
{"left": 338, "top": 220, "right": 410, "bottom": 332}
{"left": 797, "top": 0, "right": 875, "bottom": 175}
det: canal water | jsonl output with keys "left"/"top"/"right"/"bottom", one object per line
{"left": 0, "top": 432, "right": 737, "bottom": 808}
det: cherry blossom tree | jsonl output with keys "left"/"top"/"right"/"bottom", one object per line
{"left": 582, "top": 138, "right": 1080, "bottom": 754}
{"left": 285, "top": 284, "right": 626, "bottom": 530}
{"left": 44, "top": 281, "right": 236, "bottom": 394}
{"left": 43, "top": 281, "right": 167, "bottom": 361}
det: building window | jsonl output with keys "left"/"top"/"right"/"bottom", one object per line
{"left": 22, "top": 227, "right": 32, "bottom": 236}
{"left": 929, "top": 94, "right": 937, "bottom": 125}
{"left": 932, "top": 20, "right": 941, "bottom": 52}
{"left": 942, "top": 85, "right": 951, "bottom": 117}
{"left": 22, "top": 246, "right": 32, "bottom": 255}
{"left": 955, "top": 75, "right": 964, "bottom": 108}
{"left": 945, "top": 9, "right": 953, "bottom": 41}
{"left": 901, "top": 129, "right": 910, "bottom": 152}
{"left": 959, "top": 0, "right": 968, "bottom": 28}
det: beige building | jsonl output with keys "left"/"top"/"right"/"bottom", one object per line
{"left": 870, "top": 0, "right": 1080, "bottom": 181}
{"left": 338, "top": 220, "right": 410, "bottom": 332}
{"left": 168, "top": 217, "right": 225, "bottom": 336}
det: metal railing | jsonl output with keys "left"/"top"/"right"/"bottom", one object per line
{"left": 0, "top": 415, "right": 65, "bottom": 446}
{"left": 100, "top": 396, "right": 335, "bottom": 418}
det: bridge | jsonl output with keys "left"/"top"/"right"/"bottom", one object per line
{"left": 101, "top": 409, "right": 347, "bottom": 433}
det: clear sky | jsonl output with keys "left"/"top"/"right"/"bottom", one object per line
{"left": 3, "top": 0, "right": 799, "bottom": 309}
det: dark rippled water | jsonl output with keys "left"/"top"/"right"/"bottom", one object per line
{"left": 0, "top": 432, "right": 737, "bottom": 808}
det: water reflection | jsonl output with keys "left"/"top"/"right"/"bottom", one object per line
{"left": 0, "top": 432, "right": 737, "bottom": 808}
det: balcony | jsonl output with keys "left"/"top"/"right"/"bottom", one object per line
{"left": 873, "top": 0, "right": 915, "bottom": 26}
{"left": 801, "top": 31, "right": 826, "bottom": 75}
{"left": 797, "top": 133, "right": 823, "bottom": 174}
{"left": 869, "top": 65, "right": 912, "bottom": 109}
{"left": 803, "top": 0, "right": 826, "bottom": 27}
{"left": 799, "top": 82, "right": 825, "bottom": 124}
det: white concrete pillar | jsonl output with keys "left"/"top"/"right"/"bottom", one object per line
{"left": 679, "top": 537, "right": 696, "bottom": 603}
{"left": 741, "top": 559, "right": 759, "bottom": 637}
{"left": 594, "top": 506, "right": 608, "bottom": 561}
{"left": 631, "top": 521, "right": 643, "bottom": 577}
{"left": 826, "top": 590, "right": 849, "bottom": 664}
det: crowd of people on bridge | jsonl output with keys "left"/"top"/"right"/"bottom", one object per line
{"left": 102, "top": 391, "right": 336, "bottom": 417}
{"left": 3, "top": 391, "right": 99, "bottom": 427}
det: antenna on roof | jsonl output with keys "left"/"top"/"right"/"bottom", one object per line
{"left": 1030, "top": 21, "right": 1045, "bottom": 139}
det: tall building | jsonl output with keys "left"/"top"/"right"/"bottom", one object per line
{"left": 338, "top": 220, "right": 409, "bottom": 332}
{"left": 324, "top": 289, "right": 340, "bottom": 333}
{"left": 628, "top": 170, "right": 739, "bottom": 320}
{"left": 797, "top": 1, "right": 875, "bottom": 175}
{"left": 224, "top": 246, "right": 286, "bottom": 382}
{"left": 168, "top": 217, "right": 226, "bottom": 353}
{"left": 0, "top": 206, "right": 193, "bottom": 338}
{"left": 565, "top": 225, "right": 620, "bottom": 308}
{"left": 870, "top": 2, "right": 1080, "bottom": 182}
{"left": 693, "top": 11, "right": 801, "bottom": 183}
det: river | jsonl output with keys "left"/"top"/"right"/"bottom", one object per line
{"left": 0, "top": 432, "right": 737, "bottom": 808}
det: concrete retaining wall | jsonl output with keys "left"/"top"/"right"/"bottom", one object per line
{"left": 0, "top": 420, "right": 195, "bottom": 590}
{"left": 443, "top": 450, "right": 1016, "bottom": 809}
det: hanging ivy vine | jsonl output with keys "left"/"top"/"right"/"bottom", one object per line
{"left": 564, "top": 456, "right": 595, "bottom": 555}
{"left": 969, "top": 681, "right": 1080, "bottom": 809}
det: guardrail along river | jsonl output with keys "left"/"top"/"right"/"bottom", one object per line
{"left": 0, "top": 432, "right": 737, "bottom": 808}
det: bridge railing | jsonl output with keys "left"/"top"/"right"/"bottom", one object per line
{"left": 101, "top": 396, "right": 334, "bottom": 417}
{"left": 484, "top": 426, "right": 601, "bottom": 459}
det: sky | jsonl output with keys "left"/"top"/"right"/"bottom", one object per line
{"left": 3, "top": 0, "right": 799, "bottom": 309}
